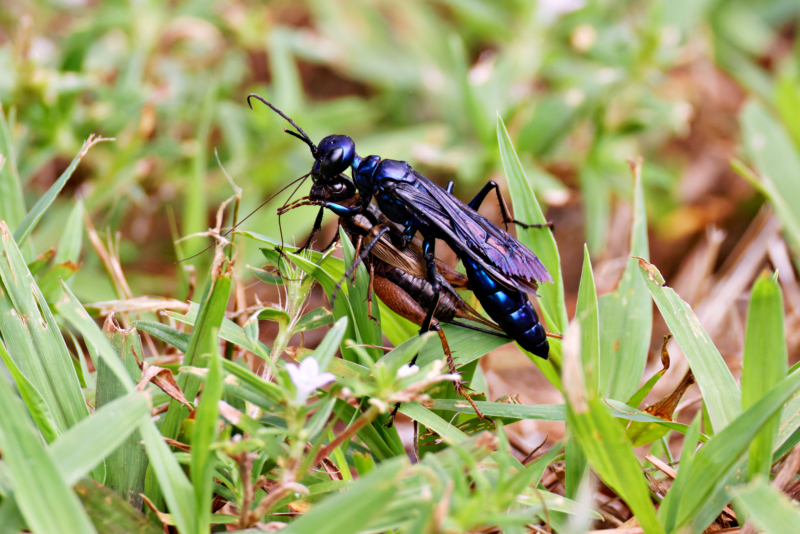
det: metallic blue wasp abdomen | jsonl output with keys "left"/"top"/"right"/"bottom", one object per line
{"left": 462, "top": 257, "right": 549, "bottom": 359}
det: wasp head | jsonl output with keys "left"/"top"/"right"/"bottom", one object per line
{"left": 312, "top": 135, "right": 356, "bottom": 178}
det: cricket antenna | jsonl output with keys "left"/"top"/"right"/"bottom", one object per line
{"left": 247, "top": 93, "right": 317, "bottom": 158}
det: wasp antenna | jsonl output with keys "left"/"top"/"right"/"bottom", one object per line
{"left": 246, "top": 93, "right": 316, "bottom": 154}
{"left": 284, "top": 129, "right": 317, "bottom": 154}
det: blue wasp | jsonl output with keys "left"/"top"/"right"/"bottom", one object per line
{"left": 249, "top": 94, "right": 553, "bottom": 360}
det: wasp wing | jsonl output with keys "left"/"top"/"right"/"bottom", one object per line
{"left": 388, "top": 172, "right": 550, "bottom": 293}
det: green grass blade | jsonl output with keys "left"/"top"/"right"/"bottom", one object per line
{"left": 74, "top": 479, "right": 162, "bottom": 534}
{"left": 733, "top": 478, "right": 800, "bottom": 534}
{"left": 332, "top": 399, "right": 396, "bottom": 461}
{"left": 741, "top": 276, "right": 787, "bottom": 479}
{"left": 192, "top": 351, "right": 223, "bottom": 534}
{"left": 0, "top": 104, "right": 26, "bottom": 231}
{"left": 339, "top": 228, "right": 382, "bottom": 362}
{"left": 159, "top": 263, "right": 232, "bottom": 442}
{"left": 379, "top": 323, "right": 508, "bottom": 370}
{"left": 740, "top": 100, "right": 800, "bottom": 253}
{"left": 139, "top": 415, "right": 197, "bottom": 534}
{"left": 0, "top": 339, "right": 60, "bottom": 443}
{"left": 0, "top": 362, "right": 97, "bottom": 534}
{"left": 400, "top": 402, "right": 522, "bottom": 470}
{"left": 0, "top": 497, "right": 26, "bottom": 534}
{"left": 427, "top": 399, "right": 565, "bottom": 420}
{"left": 569, "top": 402, "right": 663, "bottom": 534}
{"left": 38, "top": 261, "right": 80, "bottom": 303}
{"left": 0, "top": 222, "right": 89, "bottom": 433}
{"left": 218, "top": 359, "right": 284, "bottom": 404}
{"left": 55, "top": 197, "right": 84, "bottom": 266}
{"left": 50, "top": 392, "right": 150, "bottom": 486}
{"left": 496, "top": 115, "right": 567, "bottom": 333}
{"left": 667, "top": 369, "right": 800, "bottom": 532}
{"left": 131, "top": 320, "right": 191, "bottom": 353}
{"left": 657, "top": 412, "right": 701, "bottom": 529}
{"left": 56, "top": 282, "right": 136, "bottom": 392}
{"left": 292, "top": 307, "right": 334, "bottom": 335}
{"left": 562, "top": 324, "right": 664, "bottom": 534}
{"left": 182, "top": 84, "right": 216, "bottom": 258}
{"left": 96, "top": 318, "right": 148, "bottom": 508}
{"left": 576, "top": 244, "right": 599, "bottom": 395}
{"left": 14, "top": 137, "right": 109, "bottom": 246}
{"left": 312, "top": 316, "right": 348, "bottom": 373}
{"left": 162, "top": 304, "right": 269, "bottom": 358}
{"left": 598, "top": 160, "right": 652, "bottom": 401}
{"left": 287, "top": 251, "right": 361, "bottom": 361}
{"left": 637, "top": 258, "right": 741, "bottom": 431}
{"left": 280, "top": 458, "right": 405, "bottom": 534}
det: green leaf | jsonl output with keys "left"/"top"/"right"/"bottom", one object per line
{"left": 74, "top": 479, "right": 162, "bottom": 534}
{"left": 192, "top": 352, "right": 223, "bottom": 534}
{"left": 427, "top": 399, "right": 565, "bottom": 420}
{"left": 286, "top": 251, "right": 361, "bottom": 361}
{"left": 740, "top": 100, "right": 800, "bottom": 254}
{"left": 165, "top": 302, "right": 269, "bottom": 358}
{"left": 339, "top": 227, "right": 383, "bottom": 362}
{"left": 637, "top": 258, "right": 741, "bottom": 431}
{"left": 497, "top": 115, "right": 567, "bottom": 333}
{"left": 292, "top": 307, "right": 334, "bottom": 335}
{"left": 48, "top": 392, "right": 149, "bottom": 486}
{"left": 97, "top": 318, "right": 148, "bottom": 509}
{"left": 55, "top": 282, "right": 136, "bottom": 392}
{"left": 733, "top": 478, "right": 800, "bottom": 534}
{"left": 218, "top": 359, "right": 284, "bottom": 405}
{"left": 257, "top": 307, "right": 291, "bottom": 330}
{"left": 561, "top": 324, "right": 664, "bottom": 534}
{"left": 741, "top": 276, "right": 787, "bottom": 479}
{"left": 0, "top": 222, "right": 89, "bottom": 434}
{"left": 0, "top": 339, "right": 60, "bottom": 443}
{"left": 14, "top": 137, "right": 110, "bottom": 246}
{"left": 55, "top": 197, "right": 84, "bottom": 266}
{"left": 568, "top": 399, "right": 663, "bottom": 534}
{"left": 139, "top": 414, "right": 197, "bottom": 534}
{"left": 332, "top": 400, "right": 396, "bottom": 461}
{"left": 311, "top": 316, "right": 348, "bottom": 373}
{"left": 575, "top": 244, "right": 599, "bottom": 395}
{"left": 598, "top": 159, "right": 652, "bottom": 401}
{"left": 0, "top": 104, "right": 25, "bottom": 231}
{"left": 399, "top": 402, "right": 521, "bottom": 469}
{"left": 0, "top": 359, "right": 97, "bottom": 534}
{"left": 158, "top": 262, "right": 231, "bottom": 442}
{"left": 378, "top": 323, "right": 508, "bottom": 371}
{"left": 132, "top": 320, "right": 191, "bottom": 353}
{"left": 656, "top": 412, "right": 702, "bottom": 528}
{"left": 38, "top": 261, "right": 80, "bottom": 303}
{"left": 662, "top": 369, "right": 800, "bottom": 532}
{"left": 282, "top": 458, "right": 405, "bottom": 534}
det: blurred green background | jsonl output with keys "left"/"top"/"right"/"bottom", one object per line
{"left": 0, "top": 0, "right": 798, "bottom": 309}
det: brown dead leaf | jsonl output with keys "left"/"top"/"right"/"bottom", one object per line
{"left": 644, "top": 369, "right": 695, "bottom": 421}
{"left": 136, "top": 361, "right": 193, "bottom": 411}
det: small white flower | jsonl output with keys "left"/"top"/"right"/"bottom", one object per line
{"left": 397, "top": 364, "right": 420, "bottom": 378}
{"left": 285, "top": 357, "right": 335, "bottom": 405}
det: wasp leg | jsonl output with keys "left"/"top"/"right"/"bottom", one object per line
{"left": 351, "top": 235, "right": 364, "bottom": 283}
{"left": 432, "top": 323, "right": 490, "bottom": 424}
{"left": 463, "top": 180, "right": 554, "bottom": 232}
{"left": 296, "top": 206, "right": 325, "bottom": 254}
{"left": 366, "top": 262, "right": 379, "bottom": 324}
{"left": 331, "top": 224, "right": 392, "bottom": 308}
{"left": 419, "top": 235, "right": 442, "bottom": 334}
{"left": 372, "top": 276, "right": 491, "bottom": 425}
